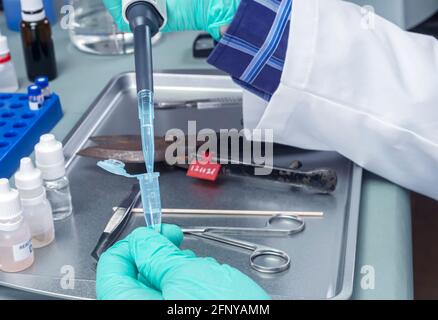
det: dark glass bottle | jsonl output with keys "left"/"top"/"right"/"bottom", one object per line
{"left": 20, "top": 7, "right": 57, "bottom": 81}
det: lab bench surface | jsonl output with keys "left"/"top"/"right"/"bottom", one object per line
{"left": 0, "top": 15, "right": 413, "bottom": 300}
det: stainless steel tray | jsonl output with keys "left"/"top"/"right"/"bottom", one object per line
{"left": 0, "top": 72, "right": 362, "bottom": 300}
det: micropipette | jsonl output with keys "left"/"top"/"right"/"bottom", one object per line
{"left": 123, "top": 0, "right": 167, "bottom": 232}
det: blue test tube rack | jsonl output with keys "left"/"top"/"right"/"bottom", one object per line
{"left": 0, "top": 92, "right": 63, "bottom": 178}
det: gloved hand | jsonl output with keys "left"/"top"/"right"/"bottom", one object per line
{"left": 96, "top": 225, "right": 270, "bottom": 300}
{"left": 103, "top": 0, "right": 240, "bottom": 40}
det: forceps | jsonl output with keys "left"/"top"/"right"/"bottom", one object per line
{"left": 182, "top": 215, "right": 305, "bottom": 274}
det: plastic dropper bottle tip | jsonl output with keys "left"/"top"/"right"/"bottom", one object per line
{"left": 20, "top": 157, "right": 34, "bottom": 172}
{"left": 0, "top": 179, "right": 10, "bottom": 193}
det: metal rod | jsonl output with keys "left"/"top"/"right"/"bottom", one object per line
{"left": 114, "top": 207, "right": 324, "bottom": 217}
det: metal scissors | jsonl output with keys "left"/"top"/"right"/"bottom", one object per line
{"left": 181, "top": 215, "right": 305, "bottom": 274}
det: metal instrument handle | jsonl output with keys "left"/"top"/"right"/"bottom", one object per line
{"left": 183, "top": 214, "right": 305, "bottom": 236}
{"left": 182, "top": 226, "right": 295, "bottom": 236}
{"left": 185, "top": 232, "right": 291, "bottom": 274}
{"left": 185, "top": 232, "right": 257, "bottom": 251}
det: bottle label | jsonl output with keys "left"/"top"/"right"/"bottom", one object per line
{"left": 13, "top": 240, "right": 33, "bottom": 262}
{"left": 29, "top": 100, "right": 40, "bottom": 111}
{"left": 0, "top": 54, "right": 11, "bottom": 64}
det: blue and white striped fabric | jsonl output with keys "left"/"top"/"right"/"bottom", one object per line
{"left": 208, "top": 0, "right": 292, "bottom": 101}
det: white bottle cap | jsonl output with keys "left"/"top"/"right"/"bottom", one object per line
{"left": 35, "top": 134, "right": 66, "bottom": 181}
{"left": 15, "top": 158, "right": 45, "bottom": 198}
{"left": 0, "top": 179, "right": 23, "bottom": 223}
{"left": 0, "top": 35, "right": 10, "bottom": 56}
{"left": 21, "top": 0, "right": 46, "bottom": 22}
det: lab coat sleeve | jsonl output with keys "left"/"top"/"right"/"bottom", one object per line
{"left": 208, "top": 0, "right": 292, "bottom": 101}
{"left": 257, "top": 0, "right": 438, "bottom": 199}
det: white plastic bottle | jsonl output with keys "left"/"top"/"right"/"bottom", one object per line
{"left": 0, "top": 179, "right": 34, "bottom": 273}
{"left": 15, "top": 158, "right": 55, "bottom": 248}
{"left": 0, "top": 30, "right": 19, "bottom": 92}
{"left": 35, "top": 134, "right": 73, "bottom": 221}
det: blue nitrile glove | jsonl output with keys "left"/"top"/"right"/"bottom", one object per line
{"left": 96, "top": 225, "right": 270, "bottom": 300}
{"left": 103, "top": 0, "right": 240, "bottom": 40}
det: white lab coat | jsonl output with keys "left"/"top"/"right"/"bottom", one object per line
{"left": 244, "top": 0, "right": 438, "bottom": 200}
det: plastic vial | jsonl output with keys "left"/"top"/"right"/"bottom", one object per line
{"left": 15, "top": 158, "right": 55, "bottom": 248}
{"left": 27, "top": 85, "right": 44, "bottom": 111}
{"left": 0, "top": 31, "right": 19, "bottom": 92}
{"left": 20, "top": 0, "right": 57, "bottom": 81}
{"left": 138, "top": 173, "right": 162, "bottom": 233}
{"left": 35, "top": 134, "right": 73, "bottom": 221}
{"left": 0, "top": 179, "right": 34, "bottom": 273}
{"left": 35, "top": 76, "right": 51, "bottom": 97}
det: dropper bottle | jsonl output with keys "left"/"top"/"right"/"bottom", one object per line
{"left": 15, "top": 158, "right": 55, "bottom": 248}
{"left": 35, "top": 134, "right": 72, "bottom": 221}
{"left": 0, "top": 28, "right": 19, "bottom": 92}
{"left": 20, "top": 0, "right": 57, "bottom": 81}
{"left": 0, "top": 179, "right": 34, "bottom": 273}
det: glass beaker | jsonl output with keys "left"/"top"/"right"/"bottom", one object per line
{"left": 68, "top": 0, "right": 161, "bottom": 55}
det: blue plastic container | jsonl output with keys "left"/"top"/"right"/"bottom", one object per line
{"left": 3, "top": 0, "right": 58, "bottom": 32}
{"left": 0, "top": 92, "right": 63, "bottom": 178}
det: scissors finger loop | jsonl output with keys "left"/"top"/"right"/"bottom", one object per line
{"left": 250, "top": 248, "right": 291, "bottom": 274}
{"left": 268, "top": 215, "right": 305, "bottom": 234}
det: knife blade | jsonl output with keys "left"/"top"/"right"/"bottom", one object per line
{"left": 79, "top": 147, "right": 162, "bottom": 163}
{"left": 78, "top": 135, "right": 200, "bottom": 163}
{"left": 91, "top": 184, "right": 141, "bottom": 261}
